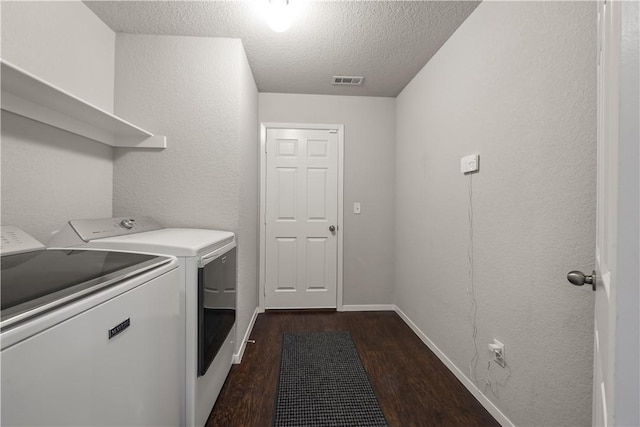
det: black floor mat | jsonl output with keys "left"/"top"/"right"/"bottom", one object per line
{"left": 274, "top": 331, "right": 388, "bottom": 427}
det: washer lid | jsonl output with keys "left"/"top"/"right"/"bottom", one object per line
{"left": 79, "top": 228, "right": 235, "bottom": 257}
{"left": 1, "top": 249, "right": 171, "bottom": 330}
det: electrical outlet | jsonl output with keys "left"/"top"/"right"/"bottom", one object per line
{"left": 461, "top": 154, "right": 480, "bottom": 174}
{"left": 488, "top": 339, "right": 505, "bottom": 368}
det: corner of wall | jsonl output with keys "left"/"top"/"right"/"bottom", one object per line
{"left": 0, "top": 0, "right": 116, "bottom": 241}
{"left": 392, "top": 305, "right": 514, "bottom": 426}
{"left": 235, "top": 38, "right": 260, "bottom": 354}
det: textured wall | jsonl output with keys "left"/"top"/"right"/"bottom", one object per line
{"left": 395, "top": 2, "right": 596, "bottom": 425}
{"left": 259, "top": 93, "right": 396, "bottom": 306}
{"left": 113, "top": 35, "right": 259, "bottom": 352}
{"left": 1, "top": 113, "right": 113, "bottom": 243}
{"left": 0, "top": 1, "right": 115, "bottom": 241}
{"left": 236, "top": 41, "right": 260, "bottom": 343}
{"left": 1, "top": 0, "right": 115, "bottom": 112}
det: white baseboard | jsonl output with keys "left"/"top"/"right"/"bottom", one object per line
{"left": 233, "top": 307, "right": 260, "bottom": 364}
{"left": 393, "top": 305, "right": 514, "bottom": 427}
{"left": 341, "top": 304, "right": 396, "bottom": 312}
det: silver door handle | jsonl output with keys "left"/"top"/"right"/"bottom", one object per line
{"left": 329, "top": 225, "right": 336, "bottom": 232}
{"left": 567, "top": 270, "right": 596, "bottom": 291}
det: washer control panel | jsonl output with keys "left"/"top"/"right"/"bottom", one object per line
{"left": 1, "top": 226, "right": 45, "bottom": 255}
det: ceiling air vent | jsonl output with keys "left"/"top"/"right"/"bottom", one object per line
{"left": 332, "top": 76, "right": 364, "bottom": 86}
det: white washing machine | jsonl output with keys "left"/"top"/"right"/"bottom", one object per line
{"left": 49, "top": 217, "right": 237, "bottom": 427}
{"left": 1, "top": 226, "right": 181, "bottom": 426}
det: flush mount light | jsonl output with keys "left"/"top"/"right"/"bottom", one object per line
{"left": 267, "top": 0, "right": 292, "bottom": 33}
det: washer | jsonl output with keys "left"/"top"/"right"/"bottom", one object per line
{"left": 1, "top": 226, "right": 181, "bottom": 426}
{"left": 49, "top": 217, "right": 237, "bottom": 427}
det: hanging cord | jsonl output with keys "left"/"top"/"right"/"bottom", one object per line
{"left": 466, "top": 173, "right": 492, "bottom": 388}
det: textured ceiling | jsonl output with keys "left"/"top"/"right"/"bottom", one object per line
{"left": 84, "top": 1, "right": 480, "bottom": 97}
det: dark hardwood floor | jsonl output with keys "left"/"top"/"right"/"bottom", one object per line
{"left": 206, "top": 311, "right": 500, "bottom": 427}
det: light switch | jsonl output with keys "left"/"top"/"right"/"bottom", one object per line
{"left": 461, "top": 154, "right": 479, "bottom": 174}
{"left": 354, "top": 203, "right": 361, "bottom": 214}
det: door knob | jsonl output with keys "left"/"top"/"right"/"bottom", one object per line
{"left": 567, "top": 270, "right": 596, "bottom": 291}
{"left": 329, "top": 225, "right": 336, "bottom": 232}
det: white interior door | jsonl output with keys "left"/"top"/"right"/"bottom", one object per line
{"left": 264, "top": 127, "right": 339, "bottom": 309}
{"left": 592, "top": 1, "right": 639, "bottom": 426}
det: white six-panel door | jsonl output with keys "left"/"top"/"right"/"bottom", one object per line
{"left": 264, "top": 127, "right": 339, "bottom": 309}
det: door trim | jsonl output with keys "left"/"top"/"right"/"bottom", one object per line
{"left": 259, "top": 122, "right": 344, "bottom": 311}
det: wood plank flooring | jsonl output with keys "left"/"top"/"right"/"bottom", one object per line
{"left": 206, "top": 311, "right": 500, "bottom": 427}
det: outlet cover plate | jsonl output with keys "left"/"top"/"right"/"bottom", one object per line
{"left": 461, "top": 154, "right": 479, "bottom": 174}
{"left": 489, "top": 339, "right": 506, "bottom": 368}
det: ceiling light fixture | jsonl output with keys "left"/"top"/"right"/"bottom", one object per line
{"left": 267, "top": 0, "right": 292, "bottom": 33}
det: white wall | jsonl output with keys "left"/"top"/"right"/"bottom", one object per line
{"left": 1, "top": 1, "right": 115, "bottom": 112}
{"left": 395, "top": 2, "right": 596, "bottom": 426}
{"left": 1, "top": 1, "right": 115, "bottom": 241}
{"left": 237, "top": 41, "right": 261, "bottom": 339}
{"left": 113, "top": 34, "right": 259, "bottom": 352}
{"left": 259, "top": 93, "right": 396, "bottom": 306}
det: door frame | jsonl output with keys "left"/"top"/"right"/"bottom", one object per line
{"left": 258, "top": 122, "right": 345, "bottom": 312}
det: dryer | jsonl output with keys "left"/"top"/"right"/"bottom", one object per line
{"left": 49, "top": 217, "right": 237, "bottom": 427}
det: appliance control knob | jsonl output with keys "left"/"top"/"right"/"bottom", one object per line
{"left": 120, "top": 219, "right": 134, "bottom": 230}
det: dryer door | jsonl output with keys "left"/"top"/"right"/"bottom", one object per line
{"left": 197, "top": 247, "right": 236, "bottom": 376}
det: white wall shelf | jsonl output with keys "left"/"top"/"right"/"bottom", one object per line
{"left": 1, "top": 59, "right": 166, "bottom": 148}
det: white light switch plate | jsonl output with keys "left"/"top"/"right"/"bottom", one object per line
{"left": 461, "top": 154, "right": 479, "bottom": 174}
{"left": 354, "top": 203, "right": 361, "bottom": 214}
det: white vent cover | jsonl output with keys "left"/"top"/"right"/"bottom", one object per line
{"left": 332, "top": 76, "right": 364, "bottom": 85}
